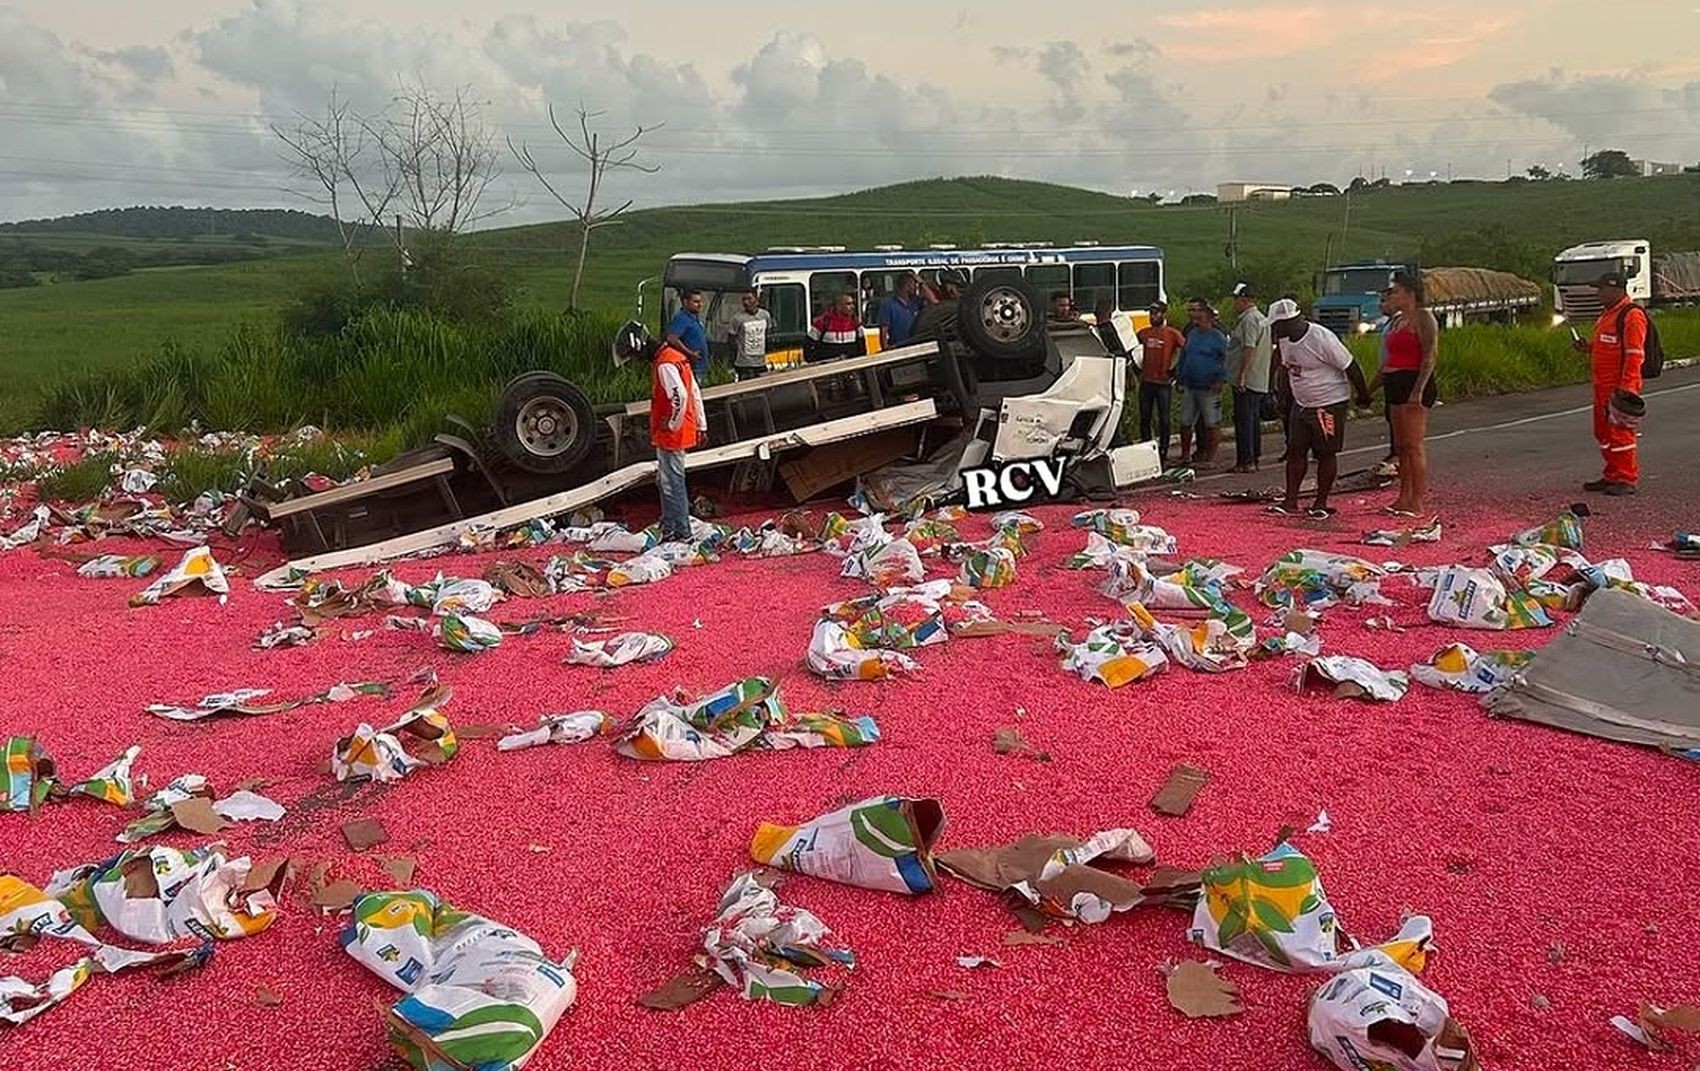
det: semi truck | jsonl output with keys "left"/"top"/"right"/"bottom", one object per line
{"left": 1313, "top": 261, "right": 1542, "bottom": 335}
{"left": 246, "top": 272, "right": 1161, "bottom": 585}
{"left": 1552, "top": 240, "right": 1700, "bottom": 323}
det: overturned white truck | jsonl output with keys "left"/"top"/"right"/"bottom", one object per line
{"left": 248, "top": 274, "right": 1160, "bottom": 582}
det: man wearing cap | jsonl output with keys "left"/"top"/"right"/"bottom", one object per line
{"left": 1572, "top": 272, "right": 1645, "bottom": 495}
{"left": 1226, "top": 282, "right": 1272, "bottom": 472}
{"left": 1267, "top": 299, "right": 1373, "bottom": 518}
{"left": 1134, "top": 301, "right": 1185, "bottom": 464}
{"left": 614, "top": 321, "right": 707, "bottom": 543}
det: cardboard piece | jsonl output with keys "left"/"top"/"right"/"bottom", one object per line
{"left": 1166, "top": 960, "right": 1244, "bottom": 1018}
{"left": 937, "top": 829, "right": 1157, "bottom": 924}
{"left": 750, "top": 795, "right": 945, "bottom": 895}
{"left": 379, "top": 857, "right": 417, "bottom": 886}
{"left": 779, "top": 426, "right": 919, "bottom": 502}
{"left": 342, "top": 890, "right": 578, "bottom": 1070}
{"left": 1004, "top": 931, "right": 1065, "bottom": 947}
{"left": 254, "top": 985, "right": 284, "bottom": 1007}
{"left": 482, "top": 560, "right": 551, "bottom": 598}
{"left": 341, "top": 818, "right": 390, "bottom": 853}
{"left": 637, "top": 968, "right": 723, "bottom": 1011}
{"left": 169, "top": 797, "right": 228, "bottom": 836}
{"left": 992, "top": 727, "right": 1050, "bottom": 761}
{"left": 1150, "top": 764, "right": 1209, "bottom": 817}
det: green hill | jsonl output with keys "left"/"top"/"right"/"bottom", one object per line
{"left": 3, "top": 173, "right": 1698, "bottom": 425}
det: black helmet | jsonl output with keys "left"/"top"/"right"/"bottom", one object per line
{"left": 612, "top": 320, "right": 650, "bottom": 365}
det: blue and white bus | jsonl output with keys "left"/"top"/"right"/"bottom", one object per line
{"left": 655, "top": 243, "right": 1166, "bottom": 368}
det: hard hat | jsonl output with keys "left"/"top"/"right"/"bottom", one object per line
{"left": 612, "top": 320, "right": 650, "bottom": 366}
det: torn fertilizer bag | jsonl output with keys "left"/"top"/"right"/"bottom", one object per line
{"left": 1294, "top": 656, "right": 1410, "bottom": 702}
{"left": 1126, "top": 602, "right": 1252, "bottom": 673}
{"left": 1409, "top": 644, "right": 1532, "bottom": 694}
{"left": 937, "top": 828, "right": 1163, "bottom": 923}
{"left": 3, "top": 738, "right": 140, "bottom": 813}
{"left": 807, "top": 620, "right": 921, "bottom": 680}
{"left": 1056, "top": 622, "right": 1169, "bottom": 688}
{"left": 1309, "top": 950, "right": 1480, "bottom": 1071}
{"left": 497, "top": 712, "right": 613, "bottom": 751}
{"left": 732, "top": 525, "right": 813, "bottom": 558}
{"left": 1427, "top": 566, "right": 1552, "bottom": 630}
{"left": 76, "top": 554, "right": 161, "bottom": 579}
{"left": 1363, "top": 517, "right": 1443, "bottom": 547}
{"left": 118, "top": 774, "right": 219, "bottom": 842}
{"left": 823, "top": 582, "right": 954, "bottom": 649}
{"left": 990, "top": 510, "right": 1044, "bottom": 535}
{"left": 1577, "top": 559, "right": 1700, "bottom": 618}
{"left": 1072, "top": 509, "right": 1178, "bottom": 554}
{"left": 615, "top": 677, "right": 878, "bottom": 761}
{"left": 565, "top": 631, "right": 673, "bottom": 668}
{"left": 749, "top": 795, "right": 945, "bottom": 894}
{"left": 0, "top": 876, "right": 206, "bottom": 1027}
{"left": 1256, "top": 550, "right": 1386, "bottom": 610}
{"left": 1192, "top": 840, "right": 1435, "bottom": 974}
{"left": 1512, "top": 508, "right": 1585, "bottom": 551}
{"left": 148, "top": 681, "right": 389, "bottom": 722}
{"left": 255, "top": 622, "right": 314, "bottom": 649}
{"left": 435, "top": 613, "right": 502, "bottom": 652}
{"left": 332, "top": 690, "right": 459, "bottom": 782}
{"left": 844, "top": 537, "right": 925, "bottom": 587}
{"left": 699, "top": 872, "right": 853, "bottom": 1007}
{"left": 1100, "top": 555, "right": 1231, "bottom": 614}
{"left": 129, "top": 546, "right": 228, "bottom": 607}
{"left": 959, "top": 546, "right": 1017, "bottom": 589}
{"left": 342, "top": 890, "right": 577, "bottom": 1071}
{"left": 901, "top": 518, "right": 960, "bottom": 556}
{"left": 46, "top": 843, "right": 288, "bottom": 944}
{"left": 605, "top": 550, "right": 674, "bottom": 587}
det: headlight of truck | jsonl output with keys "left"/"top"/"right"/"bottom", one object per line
{"left": 1355, "top": 321, "right": 1374, "bottom": 334}
{"left": 1551, "top": 313, "right": 1566, "bottom": 326}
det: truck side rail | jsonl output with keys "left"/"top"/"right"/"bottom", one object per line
{"left": 620, "top": 340, "right": 942, "bottom": 417}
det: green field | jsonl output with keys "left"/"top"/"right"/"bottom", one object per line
{"left": 3, "top": 173, "right": 1698, "bottom": 432}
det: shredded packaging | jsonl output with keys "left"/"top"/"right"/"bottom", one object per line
{"left": 749, "top": 795, "right": 945, "bottom": 894}
{"left": 129, "top": 546, "right": 228, "bottom": 607}
{"left": 699, "top": 873, "right": 853, "bottom": 1006}
{"left": 1056, "top": 623, "right": 1169, "bottom": 687}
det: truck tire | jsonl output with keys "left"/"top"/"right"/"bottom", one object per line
{"left": 910, "top": 302, "right": 980, "bottom": 414}
{"left": 493, "top": 371, "right": 596, "bottom": 474}
{"left": 957, "top": 275, "right": 1044, "bottom": 362}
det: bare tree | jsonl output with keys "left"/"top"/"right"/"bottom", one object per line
{"left": 272, "top": 89, "right": 403, "bottom": 279}
{"left": 374, "top": 84, "right": 509, "bottom": 236}
{"left": 510, "top": 104, "right": 661, "bottom": 310}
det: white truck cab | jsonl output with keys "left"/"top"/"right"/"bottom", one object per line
{"left": 1552, "top": 239, "right": 1651, "bottom": 323}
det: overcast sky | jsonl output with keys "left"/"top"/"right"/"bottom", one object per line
{"left": 4, "top": 0, "right": 1699, "bottom": 224}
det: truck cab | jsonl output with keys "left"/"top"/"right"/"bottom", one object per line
{"left": 1552, "top": 240, "right": 1652, "bottom": 323}
{"left": 1314, "top": 261, "right": 1402, "bottom": 336}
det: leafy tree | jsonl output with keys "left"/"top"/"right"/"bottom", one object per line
{"left": 1526, "top": 164, "right": 1551, "bottom": 181}
{"left": 1580, "top": 149, "right": 1638, "bottom": 180}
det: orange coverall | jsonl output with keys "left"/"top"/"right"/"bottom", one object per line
{"left": 1589, "top": 297, "right": 1646, "bottom": 486}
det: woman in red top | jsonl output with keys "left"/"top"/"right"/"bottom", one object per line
{"left": 1375, "top": 272, "right": 1439, "bottom": 515}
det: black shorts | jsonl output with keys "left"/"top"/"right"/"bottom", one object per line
{"left": 1385, "top": 370, "right": 1437, "bottom": 407}
{"left": 1290, "top": 402, "right": 1348, "bottom": 457}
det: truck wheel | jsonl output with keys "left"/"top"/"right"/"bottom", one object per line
{"left": 493, "top": 372, "right": 596, "bottom": 474}
{"left": 958, "top": 275, "right": 1044, "bottom": 362}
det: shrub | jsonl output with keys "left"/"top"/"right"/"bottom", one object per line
{"left": 35, "top": 452, "right": 118, "bottom": 503}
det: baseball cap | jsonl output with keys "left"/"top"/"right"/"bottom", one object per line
{"left": 1595, "top": 271, "right": 1626, "bottom": 288}
{"left": 1267, "top": 298, "right": 1303, "bottom": 322}
{"left": 1231, "top": 281, "right": 1253, "bottom": 298}
{"left": 1148, "top": 299, "right": 1168, "bottom": 312}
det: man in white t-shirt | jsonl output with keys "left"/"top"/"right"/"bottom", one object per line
{"left": 727, "top": 289, "right": 773, "bottom": 382}
{"left": 1266, "top": 299, "right": 1372, "bottom": 518}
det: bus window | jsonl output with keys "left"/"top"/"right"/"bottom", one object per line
{"left": 1118, "top": 261, "right": 1162, "bottom": 310}
{"left": 809, "top": 271, "right": 858, "bottom": 318}
{"left": 1074, "top": 262, "right": 1117, "bottom": 313}
{"left": 763, "top": 283, "right": 807, "bottom": 342}
{"left": 859, "top": 269, "right": 915, "bottom": 327}
{"left": 974, "top": 266, "right": 1022, "bottom": 284}
{"left": 1025, "top": 264, "right": 1070, "bottom": 304}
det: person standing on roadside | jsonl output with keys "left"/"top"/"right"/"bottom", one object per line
{"left": 877, "top": 272, "right": 924, "bottom": 349}
{"left": 615, "top": 321, "right": 706, "bottom": 544}
{"left": 1175, "top": 297, "right": 1228, "bottom": 464}
{"left": 1135, "top": 301, "right": 1185, "bottom": 464}
{"left": 806, "top": 291, "right": 867, "bottom": 363}
{"left": 666, "top": 288, "right": 711, "bottom": 381}
{"left": 1266, "top": 299, "right": 1373, "bottom": 518}
{"left": 1368, "top": 288, "right": 1401, "bottom": 478}
{"left": 1378, "top": 272, "right": 1438, "bottom": 516}
{"left": 1574, "top": 271, "right": 1646, "bottom": 495}
{"left": 1226, "top": 282, "right": 1272, "bottom": 472}
{"left": 727, "top": 288, "right": 773, "bottom": 382}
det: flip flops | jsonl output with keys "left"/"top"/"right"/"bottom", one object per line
{"left": 1307, "top": 506, "right": 1338, "bottom": 520}
{"left": 1263, "top": 504, "right": 1293, "bottom": 516}
{"left": 1380, "top": 506, "right": 1419, "bottom": 518}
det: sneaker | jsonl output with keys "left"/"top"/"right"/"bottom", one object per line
{"left": 1582, "top": 479, "right": 1612, "bottom": 492}
{"left": 1602, "top": 482, "right": 1637, "bottom": 497}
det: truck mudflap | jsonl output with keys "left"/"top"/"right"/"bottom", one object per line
{"left": 255, "top": 398, "right": 940, "bottom": 588}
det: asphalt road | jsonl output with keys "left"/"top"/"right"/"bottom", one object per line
{"left": 1147, "top": 365, "right": 1700, "bottom": 523}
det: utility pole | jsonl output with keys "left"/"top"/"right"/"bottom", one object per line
{"left": 1224, "top": 205, "right": 1239, "bottom": 268}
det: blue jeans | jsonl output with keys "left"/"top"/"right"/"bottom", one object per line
{"left": 1233, "top": 387, "right": 1265, "bottom": 466}
{"left": 655, "top": 448, "right": 691, "bottom": 540}
{"left": 1138, "top": 382, "right": 1172, "bottom": 459}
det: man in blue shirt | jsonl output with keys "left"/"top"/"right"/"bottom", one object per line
{"left": 666, "top": 289, "right": 710, "bottom": 381}
{"left": 1176, "top": 297, "right": 1228, "bottom": 464}
{"left": 876, "top": 273, "right": 924, "bottom": 349}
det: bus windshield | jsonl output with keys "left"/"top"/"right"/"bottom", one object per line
{"left": 1323, "top": 268, "right": 1395, "bottom": 295}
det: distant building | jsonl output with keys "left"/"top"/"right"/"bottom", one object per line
{"left": 1217, "top": 182, "right": 1293, "bottom": 203}
{"left": 1631, "top": 159, "right": 1682, "bottom": 177}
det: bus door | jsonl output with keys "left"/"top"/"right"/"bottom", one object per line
{"left": 749, "top": 270, "right": 811, "bottom": 370}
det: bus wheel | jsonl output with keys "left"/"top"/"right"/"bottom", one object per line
{"left": 958, "top": 275, "right": 1044, "bottom": 362}
{"left": 494, "top": 372, "right": 596, "bottom": 474}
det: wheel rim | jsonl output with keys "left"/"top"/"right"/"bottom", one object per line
{"left": 515, "top": 396, "right": 577, "bottom": 458}
{"left": 976, "top": 286, "right": 1031, "bottom": 344}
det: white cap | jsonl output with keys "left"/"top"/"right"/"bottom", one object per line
{"left": 1267, "top": 298, "right": 1303, "bottom": 322}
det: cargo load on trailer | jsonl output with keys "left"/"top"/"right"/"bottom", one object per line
{"left": 1313, "top": 261, "right": 1540, "bottom": 335}
{"left": 1553, "top": 239, "right": 1700, "bottom": 323}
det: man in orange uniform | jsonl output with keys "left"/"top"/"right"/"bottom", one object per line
{"left": 616, "top": 321, "right": 707, "bottom": 541}
{"left": 1574, "top": 272, "right": 1645, "bottom": 495}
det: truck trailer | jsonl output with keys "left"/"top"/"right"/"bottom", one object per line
{"left": 1313, "top": 261, "right": 1541, "bottom": 335}
{"left": 1552, "top": 239, "right": 1700, "bottom": 323}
